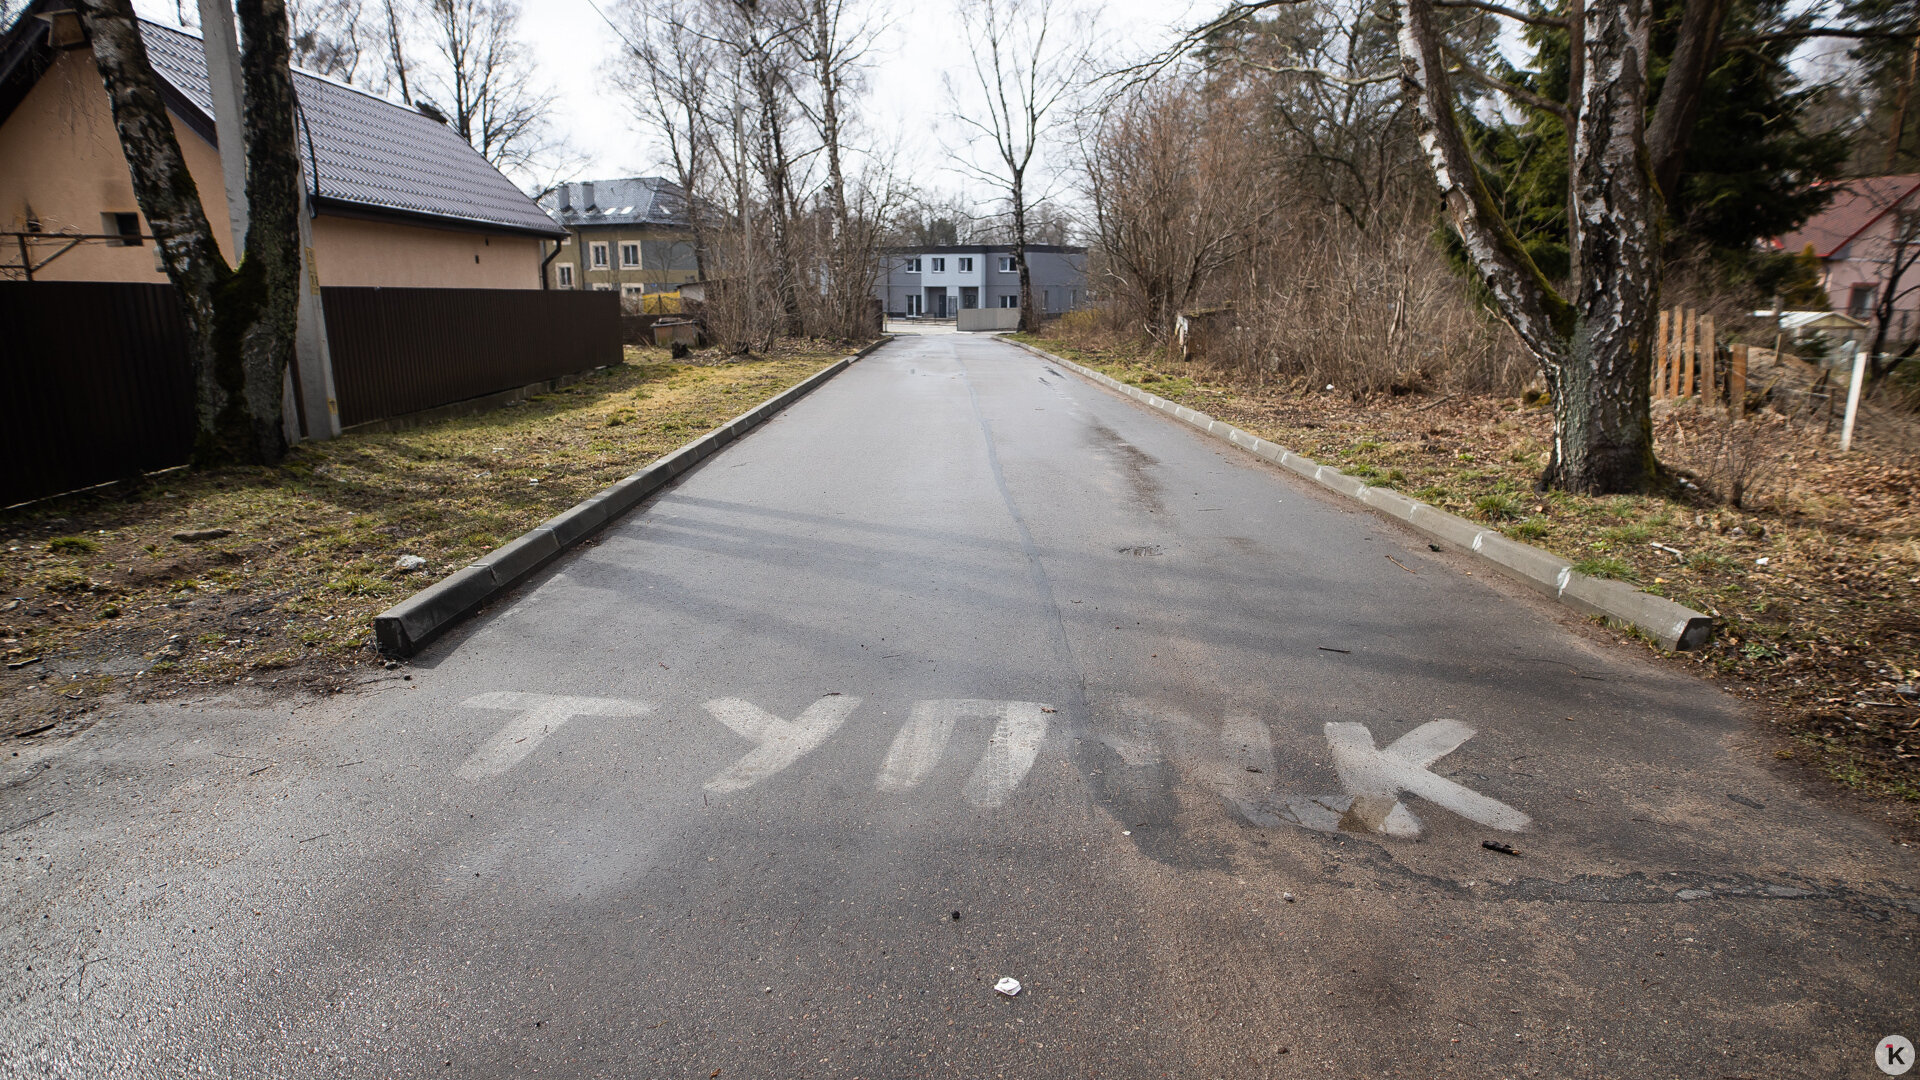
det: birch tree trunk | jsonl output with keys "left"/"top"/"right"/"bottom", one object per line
{"left": 1396, "top": 0, "right": 1658, "bottom": 493}
{"left": 76, "top": 0, "right": 304, "bottom": 466}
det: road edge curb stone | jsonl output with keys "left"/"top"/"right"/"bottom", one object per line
{"left": 1004, "top": 336, "right": 1713, "bottom": 653}
{"left": 372, "top": 336, "right": 895, "bottom": 656}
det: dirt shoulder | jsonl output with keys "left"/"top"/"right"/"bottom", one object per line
{"left": 1012, "top": 331, "right": 1920, "bottom": 824}
{"left": 1, "top": 342, "right": 861, "bottom": 740}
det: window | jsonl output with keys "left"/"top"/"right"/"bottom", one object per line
{"left": 958, "top": 257, "right": 973, "bottom": 272}
{"left": 998, "top": 295, "right": 1018, "bottom": 308}
{"left": 556, "top": 264, "right": 574, "bottom": 288}
{"left": 103, "top": 211, "right": 141, "bottom": 247}
{"left": 930, "top": 257, "right": 945, "bottom": 272}
{"left": 1044, "top": 289, "right": 1052, "bottom": 310}
{"left": 590, "top": 283, "right": 613, "bottom": 291}
{"left": 621, "top": 242, "right": 641, "bottom": 267}
{"left": 591, "top": 242, "right": 609, "bottom": 268}
{"left": 998, "top": 256, "right": 1015, "bottom": 273}
{"left": 905, "top": 257, "right": 922, "bottom": 273}
{"left": 905, "top": 294, "right": 923, "bottom": 315}
{"left": 1847, "top": 284, "right": 1875, "bottom": 316}
{"left": 622, "top": 283, "right": 645, "bottom": 298}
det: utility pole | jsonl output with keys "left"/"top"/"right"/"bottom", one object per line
{"left": 195, "top": 0, "right": 340, "bottom": 442}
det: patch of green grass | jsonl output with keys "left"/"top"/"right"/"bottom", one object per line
{"left": 47, "top": 536, "right": 100, "bottom": 554}
{"left": 1506, "top": 517, "right": 1551, "bottom": 541}
{"left": 1571, "top": 556, "right": 1636, "bottom": 581}
{"left": 1600, "top": 523, "right": 1653, "bottom": 545}
{"left": 1412, "top": 485, "right": 1450, "bottom": 502}
{"left": 1473, "top": 493, "right": 1523, "bottom": 521}
{"left": 1349, "top": 440, "right": 1385, "bottom": 454}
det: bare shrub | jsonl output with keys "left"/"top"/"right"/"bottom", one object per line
{"left": 1081, "top": 77, "right": 1275, "bottom": 338}
{"left": 1656, "top": 404, "right": 1793, "bottom": 508}
{"left": 1219, "top": 213, "right": 1532, "bottom": 394}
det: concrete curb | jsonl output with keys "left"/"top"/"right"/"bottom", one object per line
{"left": 373, "top": 337, "right": 894, "bottom": 656}
{"left": 1004, "top": 337, "right": 1713, "bottom": 652}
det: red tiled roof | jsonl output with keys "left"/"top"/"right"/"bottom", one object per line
{"left": 1775, "top": 174, "right": 1920, "bottom": 259}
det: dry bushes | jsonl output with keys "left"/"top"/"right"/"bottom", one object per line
{"left": 1220, "top": 215, "right": 1532, "bottom": 394}
{"left": 1654, "top": 403, "right": 1794, "bottom": 508}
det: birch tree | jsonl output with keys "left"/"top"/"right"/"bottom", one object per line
{"left": 1145, "top": 0, "right": 1901, "bottom": 492}
{"left": 75, "top": 0, "right": 304, "bottom": 465}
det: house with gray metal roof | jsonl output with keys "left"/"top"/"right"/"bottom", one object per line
{"left": 538, "top": 178, "right": 700, "bottom": 300}
{"left": 0, "top": 4, "right": 564, "bottom": 287}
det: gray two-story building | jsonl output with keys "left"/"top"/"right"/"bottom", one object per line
{"left": 874, "top": 244, "right": 1086, "bottom": 318}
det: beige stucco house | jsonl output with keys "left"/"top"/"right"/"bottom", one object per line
{"left": 0, "top": 7, "right": 564, "bottom": 286}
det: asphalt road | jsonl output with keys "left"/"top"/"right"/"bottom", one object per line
{"left": 3, "top": 332, "right": 1915, "bottom": 1079}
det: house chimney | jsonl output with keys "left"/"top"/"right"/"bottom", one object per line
{"left": 583, "top": 182, "right": 596, "bottom": 211}
{"left": 557, "top": 184, "right": 571, "bottom": 211}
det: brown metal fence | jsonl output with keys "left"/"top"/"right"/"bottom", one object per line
{"left": 1, "top": 282, "right": 195, "bottom": 506}
{"left": 324, "top": 287, "right": 620, "bottom": 426}
{"left": 2, "top": 283, "right": 619, "bottom": 506}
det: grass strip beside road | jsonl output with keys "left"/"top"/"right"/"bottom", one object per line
{"left": 1, "top": 345, "right": 852, "bottom": 735}
{"left": 1013, "top": 332, "right": 1920, "bottom": 821}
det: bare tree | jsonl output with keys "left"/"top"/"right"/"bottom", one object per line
{"left": 74, "top": 0, "right": 304, "bottom": 464}
{"left": 721, "top": 0, "right": 808, "bottom": 335}
{"left": 951, "top": 0, "right": 1085, "bottom": 332}
{"left": 611, "top": 0, "right": 718, "bottom": 278}
{"left": 1080, "top": 74, "right": 1276, "bottom": 336}
{"left": 415, "top": 0, "right": 554, "bottom": 175}
{"left": 794, "top": 0, "right": 884, "bottom": 337}
{"left": 381, "top": 0, "right": 412, "bottom": 101}
{"left": 1856, "top": 188, "right": 1920, "bottom": 382}
{"left": 890, "top": 191, "right": 990, "bottom": 246}
{"left": 1199, "top": 0, "right": 1424, "bottom": 230}
{"left": 287, "top": 0, "right": 367, "bottom": 82}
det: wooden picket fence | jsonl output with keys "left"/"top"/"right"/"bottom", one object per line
{"left": 1654, "top": 304, "right": 1748, "bottom": 413}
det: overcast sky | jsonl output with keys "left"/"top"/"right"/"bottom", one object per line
{"left": 132, "top": 0, "right": 1207, "bottom": 204}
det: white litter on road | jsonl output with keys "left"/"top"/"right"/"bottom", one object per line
{"left": 994, "top": 977, "right": 1022, "bottom": 997}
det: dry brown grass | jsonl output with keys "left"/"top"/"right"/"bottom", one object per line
{"left": 0, "top": 343, "right": 852, "bottom": 738}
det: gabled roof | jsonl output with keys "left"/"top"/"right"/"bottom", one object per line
{"left": 0, "top": 5, "right": 563, "bottom": 239}
{"left": 1774, "top": 174, "right": 1920, "bottom": 260}
{"left": 541, "top": 177, "right": 692, "bottom": 229}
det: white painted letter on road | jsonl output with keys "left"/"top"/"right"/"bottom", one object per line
{"left": 456, "top": 692, "right": 653, "bottom": 780}
{"left": 877, "top": 700, "right": 1051, "bottom": 808}
{"left": 1322, "top": 719, "right": 1530, "bottom": 838}
{"left": 702, "top": 696, "right": 862, "bottom": 794}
